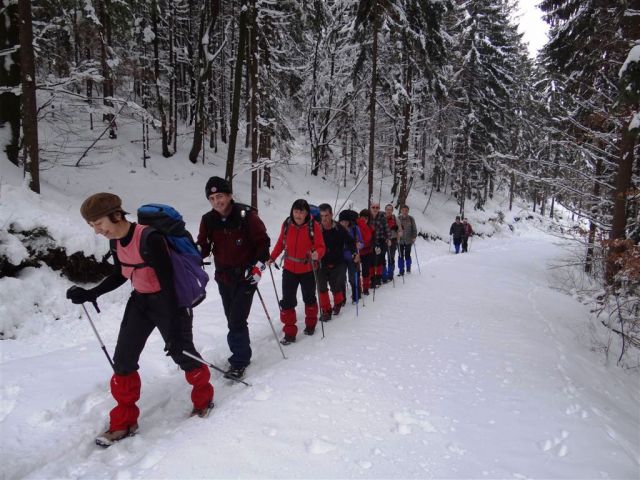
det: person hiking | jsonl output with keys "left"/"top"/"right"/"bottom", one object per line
{"left": 357, "top": 209, "right": 375, "bottom": 295}
{"left": 316, "top": 204, "right": 357, "bottom": 321}
{"left": 338, "top": 209, "right": 363, "bottom": 303}
{"left": 267, "top": 199, "right": 326, "bottom": 344}
{"left": 383, "top": 204, "right": 399, "bottom": 283}
{"left": 196, "top": 177, "right": 270, "bottom": 380}
{"left": 462, "top": 217, "right": 474, "bottom": 253}
{"left": 369, "top": 202, "right": 391, "bottom": 287}
{"left": 397, "top": 205, "right": 417, "bottom": 275}
{"left": 449, "top": 216, "right": 465, "bottom": 254}
{"left": 65, "top": 193, "right": 214, "bottom": 447}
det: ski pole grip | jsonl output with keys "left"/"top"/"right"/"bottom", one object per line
{"left": 92, "top": 300, "right": 101, "bottom": 314}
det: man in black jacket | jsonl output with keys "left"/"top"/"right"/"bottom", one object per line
{"left": 197, "top": 177, "right": 270, "bottom": 380}
{"left": 449, "top": 216, "right": 465, "bottom": 254}
{"left": 317, "top": 203, "right": 357, "bottom": 321}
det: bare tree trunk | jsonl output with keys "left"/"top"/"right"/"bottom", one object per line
{"left": 249, "top": 0, "right": 258, "bottom": 208}
{"left": 151, "top": 0, "right": 171, "bottom": 157}
{"left": 606, "top": 120, "right": 637, "bottom": 281}
{"left": 18, "top": 0, "right": 40, "bottom": 193}
{"left": 225, "top": 1, "right": 248, "bottom": 186}
{"left": 189, "top": 0, "right": 220, "bottom": 163}
{"left": 0, "top": 1, "right": 21, "bottom": 165}
{"left": 98, "top": 0, "right": 114, "bottom": 121}
{"left": 585, "top": 158, "right": 603, "bottom": 274}
{"left": 398, "top": 61, "right": 412, "bottom": 207}
{"left": 367, "top": 14, "right": 379, "bottom": 207}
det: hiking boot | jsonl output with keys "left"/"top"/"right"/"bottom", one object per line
{"left": 224, "top": 366, "right": 246, "bottom": 381}
{"left": 95, "top": 423, "right": 139, "bottom": 448}
{"left": 320, "top": 310, "right": 332, "bottom": 322}
{"left": 280, "top": 335, "right": 296, "bottom": 345}
{"left": 332, "top": 303, "right": 342, "bottom": 316}
{"left": 363, "top": 289, "right": 370, "bottom": 296}
{"left": 191, "top": 400, "right": 215, "bottom": 418}
{"left": 303, "top": 327, "right": 315, "bottom": 336}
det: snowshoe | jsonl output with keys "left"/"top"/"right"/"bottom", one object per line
{"left": 95, "top": 423, "right": 138, "bottom": 448}
{"left": 332, "top": 303, "right": 342, "bottom": 316}
{"left": 280, "top": 335, "right": 296, "bottom": 345}
{"left": 320, "top": 310, "right": 332, "bottom": 322}
{"left": 224, "top": 366, "right": 246, "bottom": 381}
{"left": 303, "top": 327, "right": 315, "bottom": 336}
{"left": 191, "top": 400, "right": 215, "bottom": 419}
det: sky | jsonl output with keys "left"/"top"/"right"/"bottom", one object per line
{"left": 1, "top": 120, "right": 639, "bottom": 478}
{"left": 515, "top": 0, "right": 550, "bottom": 57}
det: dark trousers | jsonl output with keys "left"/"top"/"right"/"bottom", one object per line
{"left": 453, "top": 237, "right": 462, "bottom": 254}
{"left": 398, "top": 244, "right": 412, "bottom": 272}
{"left": 316, "top": 262, "right": 347, "bottom": 295}
{"left": 113, "top": 292, "right": 202, "bottom": 375}
{"left": 281, "top": 269, "right": 317, "bottom": 309}
{"left": 462, "top": 236, "right": 470, "bottom": 253}
{"left": 346, "top": 261, "right": 360, "bottom": 300}
{"left": 217, "top": 279, "right": 256, "bottom": 368}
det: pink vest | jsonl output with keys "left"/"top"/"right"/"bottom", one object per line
{"left": 117, "top": 224, "right": 162, "bottom": 294}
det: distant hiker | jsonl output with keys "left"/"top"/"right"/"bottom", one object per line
{"left": 268, "top": 199, "right": 326, "bottom": 344}
{"left": 383, "top": 204, "right": 399, "bottom": 283}
{"left": 397, "top": 205, "right": 417, "bottom": 275}
{"left": 462, "top": 218, "right": 474, "bottom": 253}
{"left": 338, "top": 209, "right": 363, "bottom": 303}
{"left": 317, "top": 204, "right": 357, "bottom": 321}
{"left": 369, "top": 202, "right": 391, "bottom": 287}
{"left": 449, "top": 216, "right": 465, "bottom": 254}
{"left": 197, "top": 177, "right": 270, "bottom": 380}
{"left": 66, "top": 193, "right": 214, "bottom": 447}
{"left": 357, "top": 209, "right": 375, "bottom": 295}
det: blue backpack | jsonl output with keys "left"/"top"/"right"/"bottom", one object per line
{"left": 130, "top": 204, "right": 209, "bottom": 308}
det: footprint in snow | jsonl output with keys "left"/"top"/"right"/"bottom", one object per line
{"left": 539, "top": 430, "right": 570, "bottom": 457}
{"left": 253, "top": 385, "right": 273, "bottom": 401}
{"left": 393, "top": 411, "right": 437, "bottom": 435}
{"left": 0, "top": 385, "right": 20, "bottom": 422}
{"left": 306, "top": 438, "right": 337, "bottom": 454}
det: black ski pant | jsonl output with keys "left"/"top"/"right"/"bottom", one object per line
{"left": 316, "top": 262, "right": 347, "bottom": 296}
{"left": 398, "top": 243, "right": 412, "bottom": 272}
{"left": 113, "top": 291, "right": 202, "bottom": 375}
{"left": 281, "top": 269, "right": 317, "bottom": 309}
{"left": 462, "top": 236, "right": 470, "bottom": 253}
{"left": 217, "top": 278, "right": 256, "bottom": 368}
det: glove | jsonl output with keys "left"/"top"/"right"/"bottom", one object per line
{"left": 66, "top": 286, "right": 96, "bottom": 305}
{"left": 245, "top": 261, "right": 266, "bottom": 285}
{"left": 374, "top": 246, "right": 382, "bottom": 255}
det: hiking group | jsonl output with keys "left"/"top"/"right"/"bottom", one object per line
{"left": 65, "top": 176, "right": 449, "bottom": 447}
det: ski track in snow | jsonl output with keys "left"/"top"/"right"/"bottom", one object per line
{"left": 2, "top": 233, "right": 639, "bottom": 479}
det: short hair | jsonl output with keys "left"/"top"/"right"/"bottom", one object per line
{"left": 455, "top": 215, "right": 461, "bottom": 220}
{"left": 359, "top": 208, "right": 370, "bottom": 219}
{"left": 318, "top": 203, "right": 332, "bottom": 214}
{"left": 400, "top": 205, "right": 409, "bottom": 211}
{"left": 385, "top": 203, "right": 393, "bottom": 209}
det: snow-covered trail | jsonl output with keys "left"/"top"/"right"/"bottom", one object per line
{"left": 2, "top": 232, "right": 639, "bottom": 479}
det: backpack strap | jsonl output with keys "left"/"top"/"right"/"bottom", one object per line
{"left": 117, "top": 226, "right": 157, "bottom": 269}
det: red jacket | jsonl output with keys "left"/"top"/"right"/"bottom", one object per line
{"left": 356, "top": 218, "right": 374, "bottom": 255}
{"left": 270, "top": 219, "right": 326, "bottom": 274}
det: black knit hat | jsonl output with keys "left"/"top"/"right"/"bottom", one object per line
{"left": 338, "top": 209, "right": 358, "bottom": 223}
{"left": 205, "top": 176, "right": 232, "bottom": 198}
{"left": 80, "top": 193, "right": 127, "bottom": 223}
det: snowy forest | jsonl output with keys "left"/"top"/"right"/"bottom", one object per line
{"left": 2, "top": 0, "right": 638, "bottom": 361}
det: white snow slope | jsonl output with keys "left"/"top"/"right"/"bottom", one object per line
{"left": 1, "top": 127, "right": 639, "bottom": 479}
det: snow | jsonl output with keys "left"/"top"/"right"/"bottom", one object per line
{"left": 620, "top": 44, "right": 640, "bottom": 78}
{"left": 1, "top": 114, "right": 639, "bottom": 478}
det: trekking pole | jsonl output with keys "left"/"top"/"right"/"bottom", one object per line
{"left": 310, "top": 259, "right": 325, "bottom": 339}
{"left": 182, "top": 350, "right": 252, "bottom": 387}
{"left": 354, "top": 262, "right": 360, "bottom": 316}
{"left": 372, "top": 247, "right": 379, "bottom": 302}
{"left": 268, "top": 263, "right": 282, "bottom": 311}
{"left": 413, "top": 243, "right": 422, "bottom": 275}
{"left": 255, "top": 286, "right": 287, "bottom": 360}
{"left": 389, "top": 250, "right": 396, "bottom": 288}
{"left": 81, "top": 303, "right": 115, "bottom": 371}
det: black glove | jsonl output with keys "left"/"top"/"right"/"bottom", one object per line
{"left": 66, "top": 286, "right": 96, "bottom": 305}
